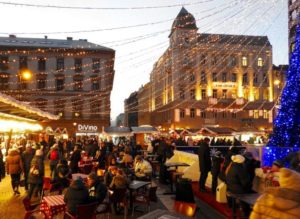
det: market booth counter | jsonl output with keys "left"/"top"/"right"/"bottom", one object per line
{"left": 0, "top": 92, "right": 59, "bottom": 154}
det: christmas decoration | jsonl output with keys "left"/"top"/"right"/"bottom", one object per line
{"left": 264, "top": 21, "right": 300, "bottom": 166}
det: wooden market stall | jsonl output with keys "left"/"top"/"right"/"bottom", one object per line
{"left": 0, "top": 93, "right": 59, "bottom": 154}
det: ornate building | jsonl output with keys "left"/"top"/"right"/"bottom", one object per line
{"left": 0, "top": 35, "right": 115, "bottom": 135}
{"left": 289, "top": 0, "right": 300, "bottom": 54}
{"left": 128, "top": 7, "right": 286, "bottom": 131}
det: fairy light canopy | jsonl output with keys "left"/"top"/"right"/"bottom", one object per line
{"left": 0, "top": 92, "right": 59, "bottom": 121}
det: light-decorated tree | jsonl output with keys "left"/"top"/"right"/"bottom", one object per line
{"left": 263, "top": 21, "right": 300, "bottom": 165}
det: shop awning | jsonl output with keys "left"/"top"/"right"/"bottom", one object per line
{"left": 103, "top": 127, "right": 133, "bottom": 136}
{"left": 131, "top": 125, "right": 158, "bottom": 134}
{"left": 198, "top": 127, "right": 236, "bottom": 136}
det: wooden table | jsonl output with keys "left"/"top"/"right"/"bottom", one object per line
{"left": 228, "top": 192, "right": 261, "bottom": 219}
{"left": 40, "top": 195, "right": 66, "bottom": 219}
{"left": 137, "top": 209, "right": 191, "bottom": 219}
{"left": 164, "top": 162, "right": 190, "bottom": 194}
{"left": 129, "top": 180, "right": 151, "bottom": 210}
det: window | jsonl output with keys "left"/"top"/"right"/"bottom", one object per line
{"left": 56, "top": 78, "right": 64, "bottom": 91}
{"left": 74, "top": 79, "right": 83, "bottom": 91}
{"left": 92, "top": 59, "right": 101, "bottom": 73}
{"left": 212, "top": 72, "right": 218, "bottom": 82}
{"left": 190, "top": 73, "right": 195, "bottom": 82}
{"left": 38, "top": 57, "right": 46, "bottom": 72}
{"left": 200, "top": 71, "right": 206, "bottom": 83}
{"left": 57, "top": 58, "right": 64, "bottom": 72}
{"left": 263, "top": 73, "right": 268, "bottom": 84}
{"left": 190, "top": 89, "right": 195, "bottom": 99}
{"left": 200, "top": 54, "right": 206, "bottom": 65}
{"left": 243, "top": 73, "right": 248, "bottom": 85}
{"left": 253, "top": 74, "right": 258, "bottom": 84}
{"left": 213, "top": 89, "right": 217, "bottom": 98}
{"left": 72, "top": 99, "right": 83, "bottom": 118}
{"left": 222, "top": 72, "right": 227, "bottom": 82}
{"left": 231, "top": 73, "right": 237, "bottom": 82}
{"left": 90, "top": 101, "right": 101, "bottom": 118}
{"left": 228, "top": 56, "right": 236, "bottom": 67}
{"left": 201, "top": 89, "right": 206, "bottom": 99}
{"left": 74, "top": 58, "right": 82, "bottom": 73}
{"left": 257, "top": 57, "right": 263, "bottom": 67}
{"left": 263, "top": 110, "right": 268, "bottom": 119}
{"left": 19, "top": 56, "right": 27, "bottom": 69}
{"left": 201, "top": 111, "right": 206, "bottom": 118}
{"left": 190, "top": 108, "right": 195, "bottom": 118}
{"left": 254, "top": 110, "right": 259, "bottom": 119}
{"left": 91, "top": 80, "right": 100, "bottom": 90}
{"left": 232, "top": 112, "right": 237, "bottom": 118}
{"left": 211, "top": 56, "right": 217, "bottom": 65}
{"left": 37, "top": 78, "right": 46, "bottom": 89}
{"left": 242, "top": 56, "right": 248, "bottom": 67}
{"left": 0, "top": 56, "right": 9, "bottom": 71}
{"left": 222, "top": 111, "right": 227, "bottom": 118}
{"left": 179, "top": 89, "right": 185, "bottom": 99}
{"left": 180, "top": 109, "right": 185, "bottom": 118}
{"left": 0, "top": 73, "right": 9, "bottom": 90}
{"left": 222, "top": 89, "right": 227, "bottom": 98}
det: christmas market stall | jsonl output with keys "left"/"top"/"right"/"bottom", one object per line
{"left": 131, "top": 125, "right": 158, "bottom": 148}
{"left": 103, "top": 126, "right": 133, "bottom": 145}
{"left": 0, "top": 93, "right": 59, "bottom": 155}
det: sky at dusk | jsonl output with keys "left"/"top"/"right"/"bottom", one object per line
{"left": 0, "top": 0, "right": 288, "bottom": 121}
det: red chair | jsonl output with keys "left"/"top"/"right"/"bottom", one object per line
{"left": 173, "top": 201, "right": 197, "bottom": 218}
{"left": 23, "top": 197, "right": 46, "bottom": 219}
{"left": 64, "top": 202, "right": 98, "bottom": 219}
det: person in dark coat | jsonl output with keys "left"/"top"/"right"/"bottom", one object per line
{"left": 225, "top": 154, "right": 251, "bottom": 217}
{"left": 87, "top": 172, "right": 108, "bottom": 204}
{"left": 27, "top": 149, "right": 44, "bottom": 199}
{"left": 243, "top": 151, "right": 261, "bottom": 183}
{"left": 69, "top": 145, "right": 81, "bottom": 173}
{"left": 219, "top": 146, "right": 239, "bottom": 182}
{"left": 22, "top": 144, "right": 35, "bottom": 190}
{"left": 64, "top": 178, "right": 89, "bottom": 216}
{"left": 0, "top": 148, "right": 6, "bottom": 181}
{"left": 211, "top": 151, "right": 224, "bottom": 194}
{"left": 52, "top": 159, "right": 70, "bottom": 191}
{"left": 198, "top": 137, "right": 211, "bottom": 192}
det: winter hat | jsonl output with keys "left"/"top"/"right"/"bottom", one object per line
{"left": 231, "top": 154, "right": 245, "bottom": 163}
{"left": 35, "top": 149, "right": 43, "bottom": 156}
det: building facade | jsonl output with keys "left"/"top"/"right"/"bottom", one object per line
{"left": 124, "top": 91, "right": 138, "bottom": 127}
{"left": 289, "top": 0, "right": 300, "bottom": 54}
{"left": 128, "top": 8, "right": 286, "bottom": 131}
{"left": 0, "top": 35, "right": 115, "bottom": 136}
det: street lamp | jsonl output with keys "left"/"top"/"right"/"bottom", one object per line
{"left": 21, "top": 70, "right": 32, "bottom": 80}
{"left": 18, "top": 69, "right": 32, "bottom": 100}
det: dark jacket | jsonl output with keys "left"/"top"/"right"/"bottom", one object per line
{"left": 198, "top": 142, "right": 211, "bottom": 173}
{"left": 225, "top": 162, "right": 251, "bottom": 194}
{"left": 89, "top": 178, "right": 107, "bottom": 204}
{"left": 22, "top": 149, "right": 35, "bottom": 174}
{"left": 69, "top": 150, "right": 81, "bottom": 172}
{"left": 28, "top": 155, "right": 44, "bottom": 185}
{"left": 244, "top": 158, "right": 261, "bottom": 182}
{"left": 64, "top": 179, "right": 89, "bottom": 215}
{"left": 211, "top": 155, "right": 223, "bottom": 176}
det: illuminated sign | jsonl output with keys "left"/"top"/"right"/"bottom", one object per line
{"left": 77, "top": 124, "right": 98, "bottom": 132}
{"left": 212, "top": 82, "right": 236, "bottom": 88}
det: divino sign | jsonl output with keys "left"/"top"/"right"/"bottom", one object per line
{"left": 77, "top": 124, "right": 98, "bottom": 132}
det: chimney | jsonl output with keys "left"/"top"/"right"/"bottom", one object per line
{"left": 67, "top": 37, "right": 73, "bottom": 41}
{"left": 9, "top": 34, "right": 16, "bottom": 38}
{"left": 44, "top": 35, "right": 48, "bottom": 39}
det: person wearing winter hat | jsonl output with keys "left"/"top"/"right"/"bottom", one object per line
{"left": 6, "top": 148, "right": 23, "bottom": 195}
{"left": 225, "top": 154, "right": 252, "bottom": 217}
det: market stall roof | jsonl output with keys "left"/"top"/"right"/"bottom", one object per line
{"left": 131, "top": 125, "right": 158, "bottom": 134}
{"left": 0, "top": 93, "right": 59, "bottom": 121}
{"left": 233, "top": 127, "right": 265, "bottom": 135}
{"left": 198, "top": 127, "right": 236, "bottom": 135}
{"left": 103, "top": 127, "right": 133, "bottom": 136}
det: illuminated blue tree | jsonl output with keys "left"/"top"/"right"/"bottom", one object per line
{"left": 264, "top": 22, "right": 300, "bottom": 165}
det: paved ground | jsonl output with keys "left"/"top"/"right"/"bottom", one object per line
{"left": 0, "top": 161, "right": 225, "bottom": 219}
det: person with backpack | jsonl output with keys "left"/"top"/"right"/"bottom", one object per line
{"left": 47, "top": 144, "right": 61, "bottom": 178}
